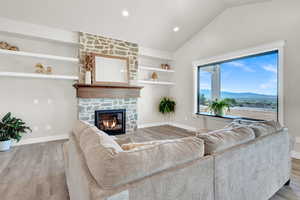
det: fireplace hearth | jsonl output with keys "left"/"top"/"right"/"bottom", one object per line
{"left": 95, "top": 109, "right": 126, "bottom": 135}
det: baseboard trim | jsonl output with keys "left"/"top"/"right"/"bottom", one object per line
{"left": 13, "top": 134, "right": 69, "bottom": 146}
{"left": 291, "top": 151, "right": 300, "bottom": 159}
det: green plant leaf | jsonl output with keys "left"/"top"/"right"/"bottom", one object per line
{"left": 0, "top": 112, "right": 31, "bottom": 142}
{"left": 159, "top": 97, "right": 176, "bottom": 114}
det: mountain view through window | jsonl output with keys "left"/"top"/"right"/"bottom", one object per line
{"left": 198, "top": 51, "right": 278, "bottom": 121}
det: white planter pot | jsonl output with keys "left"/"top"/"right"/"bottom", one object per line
{"left": 0, "top": 140, "right": 12, "bottom": 152}
{"left": 85, "top": 71, "right": 92, "bottom": 85}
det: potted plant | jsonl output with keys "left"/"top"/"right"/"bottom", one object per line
{"left": 208, "top": 99, "right": 231, "bottom": 116}
{"left": 0, "top": 112, "right": 31, "bottom": 151}
{"left": 159, "top": 97, "right": 176, "bottom": 114}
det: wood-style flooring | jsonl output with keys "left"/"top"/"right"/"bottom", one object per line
{"left": 0, "top": 125, "right": 299, "bottom": 200}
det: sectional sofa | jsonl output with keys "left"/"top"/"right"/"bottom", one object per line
{"left": 63, "top": 120, "right": 291, "bottom": 200}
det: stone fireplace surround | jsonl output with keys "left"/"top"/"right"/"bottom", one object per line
{"left": 77, "top": 33, "right": 140, "bottom": 133}
{"left": 78, "top": 98, "right": 137, "bottom": 133}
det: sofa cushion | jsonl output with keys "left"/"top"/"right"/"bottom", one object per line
{"left": 72, "top": 121, "right": 205, "bottom": 189}
{"left": 83, "top": 137, "right": 204, "bottom": 189}
{"left": 197, "top": 127, "right": 255, "bottom": 155}
{"left": 120, "top": 140, "right": 179, "bottom": 151}
{"left": 121, "top": 142, "right": 154, "bottom": 151}
{"left": 226, "top": 120, "right": 282, "bottom": 137}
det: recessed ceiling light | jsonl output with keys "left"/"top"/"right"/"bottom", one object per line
{"left": 173, "top": 26, "right": 180, "bottom": 32}
{"left": 122, "top": 10, "right": 129, "bottom": 17}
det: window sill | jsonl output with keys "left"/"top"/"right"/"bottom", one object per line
{"left": 196, "top": 112, "right": 240, "bottom": 120}
{"left": 195, "top": 112, "right": 265, "bottom": 121}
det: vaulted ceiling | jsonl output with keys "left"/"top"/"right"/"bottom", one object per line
{"left": 0, "top": 0, "right": 271, "bottom": 51}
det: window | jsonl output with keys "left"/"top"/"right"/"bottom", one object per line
{"left": 197, "top": 51, "right": 279, "bottom": 121}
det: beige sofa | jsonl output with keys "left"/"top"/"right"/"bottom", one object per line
{"left": 63, "top": 120, "right": 291, "bottom": 200}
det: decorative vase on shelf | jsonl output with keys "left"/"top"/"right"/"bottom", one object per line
{"left": 151, "top": 72, "right": 158, "bottom": 81}
{"left": 85, "top": 71, "right": 92, "bottom": 85}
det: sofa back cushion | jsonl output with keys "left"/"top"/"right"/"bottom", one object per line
{"left": 226, "top": 120, "right": 282, "bottom": 137}
{"left": 95, "top": 137, "right": 204, "bottom": 189}
{"left": 72, "top": 120, "right": 205, "bottom": 189}
{"left": 197, "top": 127, "right": 255, "bottom": 155}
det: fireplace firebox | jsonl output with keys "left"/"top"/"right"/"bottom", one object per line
{"left": 95, "top": 109, "right": 126, "bottom": 135}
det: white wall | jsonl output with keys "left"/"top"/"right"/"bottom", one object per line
{"left": 138, "top": 57, "right": 173, "bottom": 126}
{"left": 0, "top": 32, "right": 78, "bottom": 141}
{"left": 171, "top": 0, "right": 300, "bottom": 145}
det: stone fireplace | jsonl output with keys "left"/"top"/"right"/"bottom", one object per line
{"left": 78, "top": 97, "right": 138, "bottom": 133}
{"left": 76, "top": 33, "right": 141, "bottom": 133}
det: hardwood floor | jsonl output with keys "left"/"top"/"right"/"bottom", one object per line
{"left": 0, "top": 125, "right": 299, "bottom": 200}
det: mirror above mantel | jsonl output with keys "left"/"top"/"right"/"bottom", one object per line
{"left": 79, "top": 53, "right": 142, "bottom": 98}
{"left": 89, "top": 53, "right": 130, "bottom": 85}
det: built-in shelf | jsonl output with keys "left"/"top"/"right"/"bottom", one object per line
{"left": 138, "top": 80, "right": 175, "bottom": 85}
{"left": 140, "top": 66, "right": 175, "bottom": 73}
{"left": 0, "top": 72, "right": 79, "bottom": 80}
{"left": 0, "top": 49, "right": 79, "bottom": 63}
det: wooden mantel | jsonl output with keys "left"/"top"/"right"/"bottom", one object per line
{"left": 73, "top": 83, "right": 143, "bottom": 98}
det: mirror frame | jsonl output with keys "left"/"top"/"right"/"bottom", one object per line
{"left": 91, "top": 53, "right": 130, "bottom": 85}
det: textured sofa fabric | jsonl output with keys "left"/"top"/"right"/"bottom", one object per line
{"left": 226, "top": 120, "right": 283, "bottom": 137}
{"left": 214, "top": 129, "right": 290, "bottom": 200}
{"left": 71, "top": 120, "right": 206, "bottom": 189}
{"left": 197, "top": 126, "right": 255, "bottom": 155}
{"left": 64, "top": 120, "right": 290, "bottom": 200}
{"left": 65, "top": 132, "right": 214, "bottom": 200}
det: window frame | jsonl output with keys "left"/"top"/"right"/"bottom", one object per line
{"left": 192, "top": 41, "right": 285, "bottom": 124}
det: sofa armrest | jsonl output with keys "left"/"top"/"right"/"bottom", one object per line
{"left": 214, "top": 129, "right": 291, "bottom": 200}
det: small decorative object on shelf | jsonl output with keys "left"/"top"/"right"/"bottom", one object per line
{"left": 35, "top": 63, "right": 53, "bottom": 75}
{"left": 35, "top": 63, "right": 46, "bottom": 73}
{"left": 84, "top": 54, "right": 94, "bottom": 84}
{"left": 0, "top": 112, "right": 31, "bottom": 151}
{"left": 85, "top": 71, "right": 92, "bottom": 85}
{"left": 161, "top": 64, "right": 171, "bottom": 70}
{"left": 45, "top": 66, "right": 53, "bottom": 74}
{"left": 151, "top": 72, "right": 158, "bottom": 80}
{"left": 0, "top": 41, "right": 19, "bottom": 51}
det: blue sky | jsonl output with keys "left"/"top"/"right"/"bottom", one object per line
{"left": 199, "top": 51, "right": 278, "bottom": 96}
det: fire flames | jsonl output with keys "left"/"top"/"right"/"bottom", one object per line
{"left": 102, "top": 118, "right": 117, "bottom": 130}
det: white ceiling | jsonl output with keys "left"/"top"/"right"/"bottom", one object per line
{"left": 0, "top": 0, "right": 271, "bottom": 51}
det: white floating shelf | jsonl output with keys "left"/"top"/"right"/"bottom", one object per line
{"left": 0, "top": 72, "right": 79, "bottom": 80}
{"left": 0, "top": 49, "right": 79, "bottom": 63}
{"left": 138, "top": 80, "right": 175, "bottom": 85}
{"left": 140, "top": 66, "right": 175, "bottom": 73}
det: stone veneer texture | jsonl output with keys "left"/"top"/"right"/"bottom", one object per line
{"left": 78, "top": 33, "right": 139, "bottom": 132}
{"left": 79, "top": 98, "right": 138, "bottom": 133}
{"left": 79, "top": 32, "right": 139, "bottom": 82}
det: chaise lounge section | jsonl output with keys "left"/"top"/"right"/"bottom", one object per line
{"left": 63, "top": 120, "right": 290, "bottom": 200}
